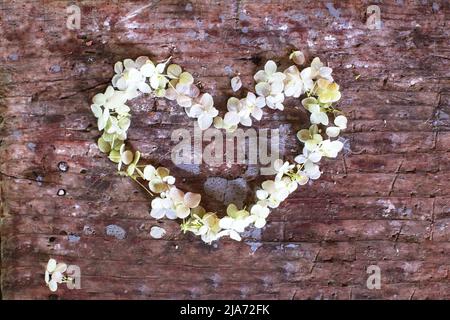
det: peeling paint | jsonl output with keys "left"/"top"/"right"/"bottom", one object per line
{"left": 68, "top": 234, "right": 80, "bottom": 243}
{"left": 246, "top": 241, "right": 262, "bottom": 253}
{"left": 105, "top": 224, "right": 126, "bottom": 240}
{"left": 325, "top": 2, "right": 341, "bottom": 19}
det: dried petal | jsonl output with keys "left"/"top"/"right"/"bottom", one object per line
{"left": 231, "top": 76, "right": 242, "bottom": 92}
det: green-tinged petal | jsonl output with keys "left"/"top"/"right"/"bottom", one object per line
{"left": 167, "top": 64, "right": 182, "bottom": 79}
{"left": 97, "top": 137, "right": 111, "bottom": 153}
{"left": 108, "top": 150, "right": 121, "bottom": 163}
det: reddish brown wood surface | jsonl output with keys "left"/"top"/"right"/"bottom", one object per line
{"left": 1, "top": 0, "right": 449, "bottom": 299}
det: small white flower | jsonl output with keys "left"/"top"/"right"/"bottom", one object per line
{"left": 254, "top": 60, "right": 286, "bottom": 111}
{"left": 165, "top": 65, "right": 199, "bottom": 108}
{"left": 326, "top": 115, "right": 348, "bottom": 137}
{"left": 311, "top": 57, "right": 333, "bottom": 82}
{"left": 309, "top": 104, "right": 329, "bottom": 126}
{"left": 91, "top": 86, "right": 130, "bottom": 130}
{"left": 112, "top": 57, "right": 151, "bottom": 98}
{"left": 250, "top": 204, "right": 270, "bottom": 228}
{"left": 223, "top": 93, "right": 265, "bottom": 128}
{"left": 104, "top": 115, "right": 130, "bottom": 141}
{"left": 218, "top": 204, "right": 253, "bottom": 241}
{"left": 239, "top": 92, "right": 266, "bottom": 123}
{"left": 141, "top": 57, "right": 171, "bottom": 97}
{"left": 222, "top": 97, "right": 243, "bottom": 129}
{"left": 190, "top": 93, "right": 219, "bottom": 130}
{"left": 319, "top": 139, "right": 344, "bottom": 158}
{"left": 143, "top": 165, "right": 175, "bottom": 193}
{"left": 273, "top": 159, "right": 294, "bottom": 181}
{"left": 167, "top": 187, "right": 202, "bottom": 219}
{"left": 283, "top": 65, "right": 304, "bottom": 98}
{"left": 255, "top": 81, "right": 285, "bottom": 110}
{"left": 297, "top": 124, "right": 323, "bottom": 152}
{"left": 45, "top": 259, "right": 67, "bottom": 292}
{"left": 294, "top": 148, "right": 322, "bottom": 180}
{"left": 254, "top": 60, "right": 286, "bottom": 84}
{"left": 256, "top": 179, "right": 291, "bottom": 208}
{"left": 192, "top": 213, "right": 222, "bottom": 244}
{"left": 150, "top": 196, "right": 177, "bottom": 220}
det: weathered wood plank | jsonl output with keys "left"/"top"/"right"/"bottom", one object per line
{"left": 1, "top": 0, "right": 449, "bottom": 299}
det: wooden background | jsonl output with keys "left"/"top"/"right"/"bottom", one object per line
{"left": 1, "top": 0, "right": 449, "bottom": 299}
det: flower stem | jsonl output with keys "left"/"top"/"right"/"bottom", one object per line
{"left": 131, "top": 177, "right": 154, "bottom": 197}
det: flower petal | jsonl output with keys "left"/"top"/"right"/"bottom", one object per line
{"left": 224, "top": 111, "right": 240, "bottom": 126}
{"left": 167, "top": 64, "right": 182, "bottom": 79}
{"left": 255, "top": 82, "right": 271, "bottom": 97}
{"left": 326, "top": 126, "right": 340, "bottom": 138}
{"left": 150, "top": 226, "right": 166, "bottom": 239}
{"left": 231, "top": 76, "right": 242, "bottom": 92}
{"left": 264, "top": 60, "right": 277, "bottom": 75}
{"left": 47, "top": 259, "right": 57, "bottom": 273}
{"left": 184, "top": 192, "right": 202, "bottom": 208}
{"left": 198, "top": 114, "right": 213, "bottom": 130}
{"left": 334, "top": 115, "right": 347, "bottom": 129}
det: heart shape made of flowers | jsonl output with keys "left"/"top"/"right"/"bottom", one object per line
{"left": 90, "top": 51, "right": 347, "bottom": 244}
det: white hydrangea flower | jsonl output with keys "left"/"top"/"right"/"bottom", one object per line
{"left": 222, "top": 97, "right": 243, "bottom": 128}
{"left": 254, "top": 60, "right": 286, "bottom": 84}
{"left": 239, "top": 92, "right": 266, "bottom": 124}
{"left": 283, "top": 65, "right": 304, "bottom": 98}
{"left": 250, "top": 204, "right": 270, "bottom": 228}
{"left": 45, "top": 259, "right": 68, "bottom": 292}
{"left": 309, "top": 104, "right": 329, "bottom": 126}
{"left": 150, "top": 196, "right": 177, "bottom": 220}
{"left": 91, "top": 86, "right": 130, "bottom": 130}
{"left": 255, "top": 81, "right": 285, "bottom": 110}
{"left": 112, "top": 57, "right": 151, "bottom": 98}
{"left": 164, "top": 65, "right": 199, "bottom": 108}
{"left": 326, "top": 115, "right": 348, "bottom": 137}
{"left": 143, "top": 165, "right": 175, "bottom": 193}
{"left": 281, "top": 175, "right": 298, "bottom": 193}
{"left": 223, "top": 93, "right": 265, "bottom": 128}
{"left": 319, "top": 139, "right": 344, "bottom": 158}
{"left": 254, "top": 60, "right": 286, "bottom": 111}
{"left": 104, "top": 115, "right": 130, "bottom": 141}
{"left": 191, "top": 212, "right": 222, "bottom": 244}
{"left": 218, "top": 204, "right": 253, "bottom": 241}
{"left": 297, "top": 124, "right": 323, "bottom": 152}
{"left": 167, "top": 187, "right": 202, "bottom": 219}
{"left": 310, "top": 57, "right": 333, "bottom": 82}
{"left": 190, "top": 93, "right": 219, "bottom": 130}
{"left": 299, "top": 57, "right": 333, "bottom": 92}
{"left": 141, "top": 57, "right": 171, "bottom": 97}
{"left": 292, "top": 169, "right": 310, "bottom": 186}
{"left": 273, "top": 159, "right": 295, "bottom": 181}
{"left": 294, "top": 148, "right": 322, "bottom": 180}
{"left": 256, "top": 179, "right": 291, "bottom": 208}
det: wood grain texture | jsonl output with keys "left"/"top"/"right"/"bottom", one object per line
{"left": 1, "top": 0, "right": 449, "bottom": 299}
